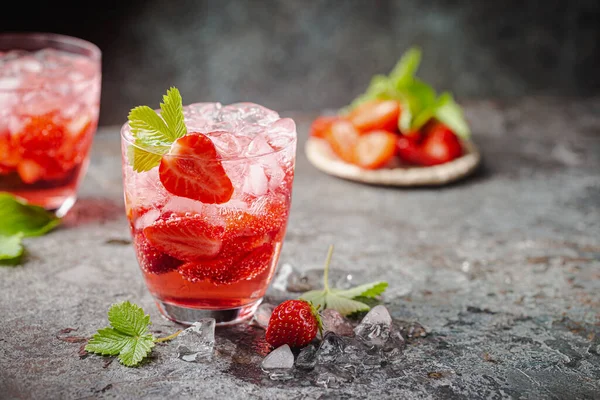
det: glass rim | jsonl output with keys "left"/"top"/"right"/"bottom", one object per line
{"left": 0, "top": 32, "right": 101, "bottom": 61}
{"left": 120, "top": 121, "right": 297, "bottom": 162}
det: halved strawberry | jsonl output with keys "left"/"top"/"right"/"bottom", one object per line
{"left": 133, "top": 232, "right": 183, "bottom": 274}
{"left": 354, "top": 130, "right": 397, "bottom": 169}
{"left": 179, "top": 243, "right": 274, "bottom": 285}
{"left": 143, "top": 216, "right": 225, "bottom": 262}
{"left": 310, "top": 116, "right": 340, "bottom": 139}
{"left": 396, "top": 136, "right": 432, "bottom": 166}
{"left": 348, "top": 100, "right": 401, "bottom": 133}
{"left": 17, "top": 159, "right": 45, "bottom": 184}
{"left": 324, "top": 120, "right": 359, "bottom": 164}
{"left": 420, "top": 123, "right": 463, "bottom": 165}
{"left": 159, "top": 133, "right": 234, "bottom": 204}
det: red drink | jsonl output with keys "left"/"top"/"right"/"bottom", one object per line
{"left": 122, "top": 101, "right": 296, "bottom": 324}
{"left": 0, "top": 34, "right": 101, "bottom": 215}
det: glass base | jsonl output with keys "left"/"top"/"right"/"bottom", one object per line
{"left": 155, "top": 298, "right": 262, "bottom": 326}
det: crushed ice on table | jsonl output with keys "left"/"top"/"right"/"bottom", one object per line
{"left": 175, "top": 318, "right": 216, "bottom": 362}
{"left": 353, "top": 305, "right": 392, "bottom": 347}
{"left": 250, "top": 303, "right": 275, "bottom": 329}
{"left": 316, "top": 332, "right": 346, "bottom": 364}
{"left": 295, "top": 345, "right": 318, "bottom": 370}
{"left": 320, "top": 309, "right": 355, "bottom": 336}
{"left": 261, "top": 344, "right": 294, "bottom": 371}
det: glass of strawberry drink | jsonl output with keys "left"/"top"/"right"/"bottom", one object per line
{"left": 122, "top": 95, "right": 296, "bottom": 325}
{"left": 0, "top": 33, "right": 101, "bottom": 215}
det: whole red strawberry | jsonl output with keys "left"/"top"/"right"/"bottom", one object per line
{"left": 266, "top": 300, "right": 321, "bottom": 348}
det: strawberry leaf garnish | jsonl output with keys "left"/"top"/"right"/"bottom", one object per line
{"left": 85, "top": 301, "right": 181, "bottom": 367}
{"left": 127, "top": 87, "right": 186, "bottom": 172}
{"left": 299, "top": 245, "right": 388, "bottom": 316}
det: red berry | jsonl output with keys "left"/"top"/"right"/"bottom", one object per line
{"left": 134, "top": 232, "right": 183, "bottom": 274}
{"left": 179, "top": 242, "right": 274, "bottom": 285}
{"left": 354, "top": 130, "right": 397, "bottom": 169}
{"left": 143, "top": 215, "right": 225, "bottom": 262}
{"left": 420, "top": 123, "right": 463, "bottom": 165}
{"left": 396, "top": 136, "right": 433, "bottom": 166}
{"left": 159, "top": 132, "right": 234, "bottom": 204}
{"left": 266, "top": 300, "right": 321, "bottom": 348}
{"left": 310, "top": 116, "right": 340, "bottom": 139}
{"left": 347, "top": 100, "right": 401, "bottom": 133}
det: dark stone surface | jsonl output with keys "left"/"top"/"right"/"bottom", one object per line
{"left": 1, "top": 98, "right": 599, "bottom": 399}
{"left": 2, "top": 0, "right": 600, "bottom": 125}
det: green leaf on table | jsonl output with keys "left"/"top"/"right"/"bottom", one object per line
{"left": 299, "top": 245, "right": 389, "bottom": 316}
{"left": 85, "top": 301, "right": 155, "bottom": 367}
{"left": 0, "top": 233, "right": 24, "bottom": 265}
{"left": 127, "top": 87, "right": 187, "bottom": 171}
{"left": 0, "top": 193, "right": 60, "bottom": 237}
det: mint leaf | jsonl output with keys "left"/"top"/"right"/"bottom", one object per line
{"left": 160, "top": 87, "right": 187, "bottom": 140}
{"left": 334, "top": 281, "right": 388, "bottom": 299}
{"left": 85, "top": 301, "right": 155, "bottom": 367}
{"left": 0, "top": 194, "right": 60, "bottom": 237}
{"left": 0, "top": 233, "right": 24, "bottom": 265}
{"left": 299, "top": 246, "right": 388, "bottom": 316}
{"left": 389, "top": 47, "right": 421, "bottom": 86}
{"left": 127, "top": 143, "right": 166, "bottom": 173}
{"left": 107, "top": 301, "right": 151, "bottom": 337}
{"left": 128, "top": 106, "right": 172, "bottom": 147}
{"left": 434, "top": 92, "right": 470, "bottom": 138}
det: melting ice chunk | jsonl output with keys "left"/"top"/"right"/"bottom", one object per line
{"left": 353, "top": 305, "right": 392, "bottom": 347}
{"left": 261, "top": 344, "right": 294, "bottom": 370}
{"left": 175, "top": 319, "right": 216, "bottom": 362}
{"left": 316, "top": 332, "right": 346, "bottom": 364}
{"left": 295, "top": 345, "right": 317, "bottom": 370}
{"left": 320, "top": 309, "right": 355, "bottom": 337}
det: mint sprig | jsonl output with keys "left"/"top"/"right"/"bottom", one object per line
{"left": 85, "top": 301, "right": 181, "bottom": 367}
{"left": 344, "top": 47, "right": 470, "bottom": 138}
{"left": 127, "top": 87, "right": 187, "bottom": 172}
{"left": 0, "top": 194, "right": 60, "bottom": 265}
{"left": 300, "top": 246, "right": 388, "bottom": 316}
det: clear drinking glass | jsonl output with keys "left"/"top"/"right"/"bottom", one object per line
{"left": 0, "top": 33, "right": 101, "bottom": 216}
{"left": 121, "top": 102, "right": 296, "bottom": 325}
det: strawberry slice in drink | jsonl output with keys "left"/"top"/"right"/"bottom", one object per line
{"left": 133, "top": 231, "right": 183, "bottom": 274}
{"left": 179, "top": 243, "right": 274, "bottom": 285}
{"left": 143, "top": 216, "right": 225, "bottom": 262}
{"left": 159, "top": 132, "right": 234, "bottom": 204}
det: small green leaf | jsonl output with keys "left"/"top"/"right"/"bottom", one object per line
{"left": 389, "top": 47, "right": 421, "bottom": 87}
{"left": 324, "top": 294, "right": 370, "bottom": 316}
{"left": 117, "top": 335, "right": 155, "bottom": 367}
{"left": 128, "top": 105, "right": 172, "bottom": 147}
{"left": 0, "top": 194, "right": 60, "bottom": 237}
{"left": 107, "top": 301, "right": 151, "bottom": 337}
{"left": 334, "top": 281, "right": 388, "bottom": 300}
{"left": 160, "top": 87, "right": 187, "bottom": 140}
{"left": 0, "top": 233, "right": 24, "bottom": 265}
{"left": 434, "top": 92, "right": 470, "bottom": 138}
{"left": 85, "top": 327, "right": 131, "bottom": 356}
{"left": 127, "top": 144, "right": 165, "bottom": 173}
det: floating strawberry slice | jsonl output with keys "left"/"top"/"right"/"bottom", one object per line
{"left": 159, "top": 132, "right": 234, "bottom": 204}
{"left": 133, "top": 232, "right": 183, "bottom": 274}
{"left": 143, "top": 215, "right": 225, "bottom": 262}
{"left": 222, "top": 197, "right": 289, "bottom": 238}
{"left": 179, "top": 243, "right": 274, "bottom": 285}
{"left": 354, "top": 130, "right": 397, "bottom": 169}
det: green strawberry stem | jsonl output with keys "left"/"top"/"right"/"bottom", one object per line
{"left": 323, "top": 244, "right": 334, "bottom": 292}
{"left": 154, "top": 329, "right": 182, "bottom": 343}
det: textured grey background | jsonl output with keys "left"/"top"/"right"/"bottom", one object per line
{"left": 2, "top": 0, "right": 600, "bottom": 125}
{"left": 1, "top": 99, "right": 599, "bottom": 398}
